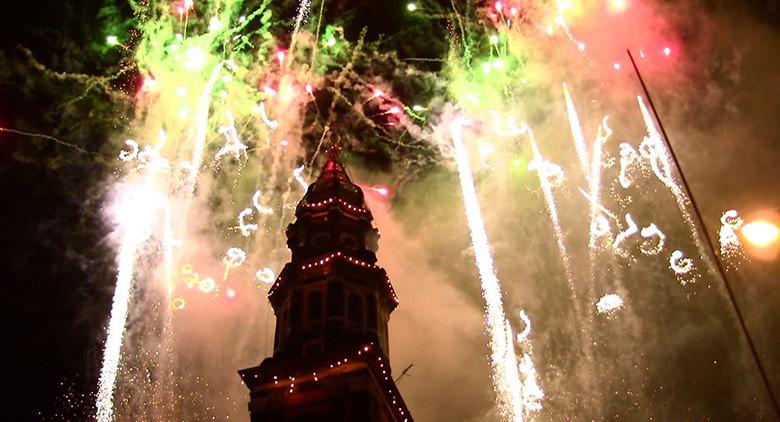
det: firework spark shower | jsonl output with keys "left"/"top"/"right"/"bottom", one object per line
{"left": 2, "top": 0, "right": 780, "bottom": 420}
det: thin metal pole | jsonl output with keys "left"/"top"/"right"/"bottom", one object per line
{"left": 627, "top": 49, "right": 780, "bottom": 420}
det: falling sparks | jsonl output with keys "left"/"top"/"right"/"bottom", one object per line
{"left": 669, "top": 250, "right": 696, "bottom": 284}
{"left": 718, "top": 209, "right": 748, "bottom": 268}
{"left": 613, "top": 214, "right": 639, "bottom": 258}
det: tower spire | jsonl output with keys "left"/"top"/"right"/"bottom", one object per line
{"left": 239, "top": 156, "right": 412, "bottom": 421}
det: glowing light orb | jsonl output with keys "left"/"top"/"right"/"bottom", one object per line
{"left": 370, "top": 186, "right": 390, "bottom": 197}
{"left": 208, "top": 16, "right": 223, "bottom": 32}
{"left": 222, "top": 247, "right": 247, "bottom": 269}
{"left": 171, "top": 297, "right": 186, "bottom": 310}
{"left": 742, "top": 221, "right": 779, "bottom": 247}
{"left": 256, "top": 267, "right": 275, "bottom": 284}
{"left": 183, "top": 47, "right": 208, "bottom": 71}
{"left": 406, "top": 2, "right": 417, "bottom": 11}
{"left": 489, "top": 34, "right": 499, "bottom": 44}
{"left": 607, "top": 0, "right": 627, "bottom": 14}
{"left": 106, "top": 35, "right": 119, "bottom": 46}
{"left": 663, "top": 47, "right": 672, "bottom": 56}
{"left": 596, "top": 294, "right": 624, "bottom": 314}
{"left": 198, "top": 277, "right": 216, "bottom": 293}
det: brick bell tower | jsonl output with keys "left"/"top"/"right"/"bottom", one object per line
{"left": 238, "top": 149, "right": 412, "bottom": 421}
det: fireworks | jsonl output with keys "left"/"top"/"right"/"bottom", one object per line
{"left": 450, "top": 118, "right": 524, "bottom": 421}
{"left": 596, "top": 294, "right": 624, "bottom": 314}
{"left": 72, "top": 0, "right": 770, "bottom": 419}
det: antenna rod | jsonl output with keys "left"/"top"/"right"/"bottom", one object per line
{"left": 626, "top": 48, "right": 780, "bottom": 419}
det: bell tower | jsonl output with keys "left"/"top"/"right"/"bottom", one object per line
{"left": 238, "top": 150, "right": 412, "bottom": 421}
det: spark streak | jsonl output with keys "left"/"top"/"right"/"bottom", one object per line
{"left": 292, "top": 165, "right": 309, "bottom": 190}
{"left": 450, "top": 118, "right": 523, "bottom": 421}
{"left": 96, "top": 184, "right": 162, "bottom": 422}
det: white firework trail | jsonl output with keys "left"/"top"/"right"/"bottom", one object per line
{"left": 238, "top": 208, "right": 258, "bottom": 237}
{"left": 636, "top": 96, "right": 714, "bottom": 273}
{"left": 670, "top": 250, "right": 696, "bottom": 284}
{"left": 215, "top": 111, "right": 248, "bottom": 161}
{"left": 527, "top": 129, "right": 576, "bottom": 295}
{"left": 292, "top": 165, "right": 309, "bottom": 191}
{"left": 253, "top": 190, "right": 274, "bottom": 215}
{"left": 504, "top": 320, "right": 525, "bottom": 421}
{"left": 185, "top": 61, "right": 224, "bottom": 192}
{"left": 96, "top": 183, "right": 163, "bottom": 422}
{"left": 613, "top": 213, "right": 639, "bottom": 258}
{"left": 450, "top": 118, "right": 523, "bottom": 421}
{"left": 639, "top": 223, "right": 665, "bottom": 256}
{"left": 516, "top": 309, "right": 532, "bottom": 343}
{"left": 719, "top": 209, "right": 745, "bottom": 262}
{"left": 562, "top": 83, "right": 591, "bottom": 180}
{"left": 515, "top": 310, "right": 543, "bottom": 417}
{"left": 618, "top": 143, "right": 639, "bottom": 189}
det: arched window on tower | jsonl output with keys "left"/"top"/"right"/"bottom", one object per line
{"left": 327, "top": 281, "right": 344, "bottom": 319}
{"left": 347, "top": 294, "right": 363, "bottom": 329}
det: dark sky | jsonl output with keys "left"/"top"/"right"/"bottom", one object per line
{"left": 2, "top": 0, "right": 780, "bottom": 421}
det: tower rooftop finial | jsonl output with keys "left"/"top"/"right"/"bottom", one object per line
{"left": 326, "top": 143, "right": 341, "bottom": 163}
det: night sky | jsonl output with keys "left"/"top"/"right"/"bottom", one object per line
{"left": 2, "top": 0, "right": 780, "bottom": 421}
